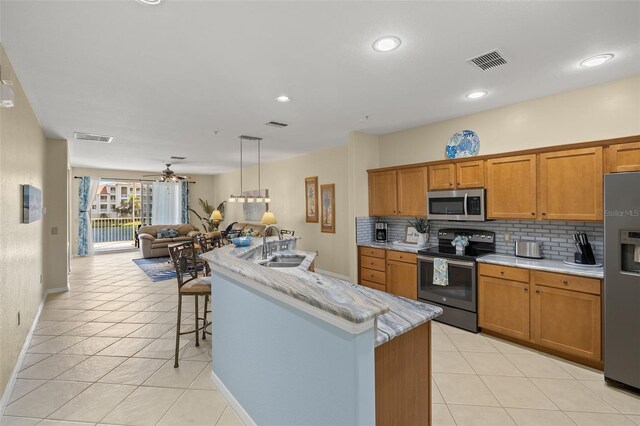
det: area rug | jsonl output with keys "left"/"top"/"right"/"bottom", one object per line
{"left": 132, "top": 257, "right": 177, "bottom": 282}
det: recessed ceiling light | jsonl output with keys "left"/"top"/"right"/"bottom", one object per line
{"left": 580, "top": 53, "right": 614, "bottom": 68}
{"left": 275, "top": 95, "right": 291, "bottom": 103}
{"left": 136, "top": 0, "right": 163, "bottom": 5}
{"left": 372, "top": 36, "right": 401, "bottom": 53}
{"left": 466, "top": 91, "right": 488, "bottom": 99}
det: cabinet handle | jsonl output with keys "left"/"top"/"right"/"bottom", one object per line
{"left": 457, "top": 182, "right": 460, "bottom": 186}
{"left": 449, "top": 182, "right": 453, "bottom": 186}
{"left": 500, "top": 271, "right": 504, "bottom": 275}
{"left": 531, "top": 212, "right": 536, "bottom": 216}
{"left": 542, "top": 212, "right": 547, "bottom": 216}
{"left": 524, "top": 288, "right": 528, "bottom": 293}
{"left": 536, "top": 290, "right": 540, "bottom": 294}
{"left": 562, "top": 280, "right": 568, "bottom": 285}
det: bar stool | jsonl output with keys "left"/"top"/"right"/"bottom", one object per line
{"left": 195, "top": 234, "right": 222, "bottom": 276}
{"left": 168, "top": 241, "right": 211, "bottom": 368}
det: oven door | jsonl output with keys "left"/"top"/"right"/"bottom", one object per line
{"left": 418, "top": 255, "right": 477, "bottom": 312}
{"left": 427, "top": 189, "right": 485, "bottom": 221}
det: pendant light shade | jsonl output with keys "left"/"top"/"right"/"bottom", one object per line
{"left": 261, "top": 211, "right": 277, "bottom": 225}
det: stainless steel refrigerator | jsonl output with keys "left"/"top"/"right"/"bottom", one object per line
{"left": 604, "top": 172, "right": 640, "bottom": 390}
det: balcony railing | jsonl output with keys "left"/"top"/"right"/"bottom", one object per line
{"left": 91, "top": 218, "right": 140, "bottom": 245}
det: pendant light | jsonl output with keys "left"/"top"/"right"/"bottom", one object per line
{"left": 228, "top": 135, "right": 270, "bottom": 204}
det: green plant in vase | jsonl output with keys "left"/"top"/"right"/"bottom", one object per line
{"left": 409, "top": 217, "right": 430, "bottom": 247}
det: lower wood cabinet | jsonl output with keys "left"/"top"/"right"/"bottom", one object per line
{"left": 532, "top": 272, "right": 602, "bottom": 362}
{"left": 478, "top": 275, "right": 530, "bottom": 341}
{"left": 358, "top": 247, "right": 418, "bottom": 300}
{"left": 478, "top": 263, "right": 602, "bottom": 365}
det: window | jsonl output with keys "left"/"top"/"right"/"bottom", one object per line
{"left": 121, "top": 187, "right": 128, "bottom": 196}
{"left": 110, "top": 187, "right": 116, "bottom": 194}
{"left": 100, "top": 195, "right": 107, "bottom": 201}
{"left": 100, "top": 204, "right": 107, "bottom": 210}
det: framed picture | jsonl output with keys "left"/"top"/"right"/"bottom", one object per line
{"left": 305, "top": 177, "right": 319, "bottom": 223}
{"left": 22, "top": 184, "right": 42, "bottom": 223}
{"left": 320, "top": 183, "right": 335, "bottom": 233}
{"left": 404, "top": 226, "right": 419, "bottom": 244}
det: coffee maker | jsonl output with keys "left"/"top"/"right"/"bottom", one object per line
{"left": 375, "top": 222, "right": 388, "bottom": 243}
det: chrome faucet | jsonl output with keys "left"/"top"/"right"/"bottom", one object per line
{"left": 261, "top": 225, "right": 282, "bottom": 260}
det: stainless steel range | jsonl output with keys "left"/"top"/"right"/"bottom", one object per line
{"left": 417, "top": 229, "right": 495, "bottom": 332}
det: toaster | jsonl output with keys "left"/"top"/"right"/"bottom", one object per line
{"left": 515, "top": 240, "right": 543, "bottom": 259}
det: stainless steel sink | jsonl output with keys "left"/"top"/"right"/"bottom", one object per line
{"left": 261, "top": 255, "right": 306, "bottom": 268}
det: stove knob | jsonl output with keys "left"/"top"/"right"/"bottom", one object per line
{"left": 442, "top": 297, "right": 447, "bottom": 302}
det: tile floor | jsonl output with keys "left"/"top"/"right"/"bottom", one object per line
{"left": 2, "top": 252, "right": 241, "bottom": 426}
{"left": 2, "top": 251, "right": 639, "bottom": 425}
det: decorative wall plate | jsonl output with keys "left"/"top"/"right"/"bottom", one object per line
{"left": 445, "top": 130, "right": 480, "bottom": 159}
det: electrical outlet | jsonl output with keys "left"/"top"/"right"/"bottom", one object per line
{"left": 40, "top": 274, "right": 43, "bottom": 283}
{"left": 51, "top": 227, "right": 58, "bottom": 235}
{"left": 504, "top": 232, "right": 511, "bottom": 242}
{"left": 18, "top": 311, "right": 20, "bottom": 326}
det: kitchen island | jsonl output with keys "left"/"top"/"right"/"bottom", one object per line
{"left": 201, "top": 236, "right": 442, "bottom": 426}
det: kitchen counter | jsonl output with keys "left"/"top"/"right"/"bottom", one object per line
{"left": 358, "top": 241, "right": 423, "bottom": 254}
{"left": 477, "top": 254, "right": 604, "bottom": 279}
{"left": 202, "top": 237, "right": 441, "bottom": 343}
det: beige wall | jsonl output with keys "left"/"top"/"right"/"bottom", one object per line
{"left": 211, "top": 144, "right": 352, "bottom": 277}
{"left": 379, "top": 75, "right": 640, "bottom": 167}
{"left": 0, "top": 44, "right": 47, "bottom": 397}
{"left": 69, "top": 168, "right": 216, "bottom": 255}
{"left": 44, "top": 139, "right": 69, "bottom": 291}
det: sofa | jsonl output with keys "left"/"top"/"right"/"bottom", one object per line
{"left": 137, "top": 224, "right": 200, "bottom": 258}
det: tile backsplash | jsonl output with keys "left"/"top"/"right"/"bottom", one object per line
{"left": 356, "top": 216, "right": 604, "bottom": 263}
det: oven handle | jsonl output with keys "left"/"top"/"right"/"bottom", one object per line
{"left": 418, "top": 255, "right": 475, "bottom": 268}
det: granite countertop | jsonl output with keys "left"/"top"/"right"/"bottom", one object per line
{"left": 358, "top": 241, "right": 423, "bottom": 254}
{"left": 202, "top": 237, "right": 442, "bottom": 343}
{"left": 477, "top": 254, "right": 604, "bottom": 279}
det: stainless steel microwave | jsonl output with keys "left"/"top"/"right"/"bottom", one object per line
{"left": 427, "top": 189, "right": 485, "bottom": 221}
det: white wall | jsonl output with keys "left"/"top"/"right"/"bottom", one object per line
{"left": 378, "top": 75, "right": 640, "bottom": 167}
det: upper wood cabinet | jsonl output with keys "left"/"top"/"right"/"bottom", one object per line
{"left": 607, "top": 142, "right": 640, "bottom": 173}
{"left": 428, "top": 164, "right": 455, "bottom": 190}
{"left": 369, "top": 167, "right": 427, "bottom": 216}
{"left": 486, "top": 155, "right": 537, "bottom": 219}
{"left": 397, "top": 167, "right": 428, "bottom": 216}
{"left": 456, "top": 160, "right": 485, "bottom": 189}
{"left": 538, "top": 147, "right": 603, "bottom": 221}
{"left": 369, "top": 170, "right": 398, "bottom": 216}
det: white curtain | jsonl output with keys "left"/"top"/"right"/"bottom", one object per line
{"left": 151, "top": 182, "right": 183, "bottom": 225}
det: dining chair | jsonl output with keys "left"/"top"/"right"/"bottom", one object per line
{"left": 168, "top": 241, "right": 211, "bottom": 368}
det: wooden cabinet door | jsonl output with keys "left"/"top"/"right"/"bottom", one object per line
{"left": 397, "top": 167, "right": 428, "bottom": 216}
{"left": 607, "top": 142, "right": 640, "bottom": 173}
{"left": 539, "top": 147, "right": 603, "bottom": 221}
{"left": 486, "top": 155, "right": 537, "bottom": 219}
{"left": 428, "top": 164, "right": 455, "bottom": 191}
{"left": 386, "top": 260, "right": 417, "bottom": 300}
{"left": 532, "top": 285, "right": 601, "bottom": 361}
{"left": 456, "top": 160, "right": 485, "bottom": 189}
{"left": 369, "top": 170, "right": 397, "bottom": 216}
{"left": 478, "top": 276, "right": 530, "bottom": 340}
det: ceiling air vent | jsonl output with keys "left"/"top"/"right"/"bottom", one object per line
{"left": 74, "top": 132, "right": 113, "bottom": 143}
{"left": 170, "top": 156, "right": 186, "bottom": 160}
{"left": 265, "top": 121, "right": 288, "bottom": 128}
{"left": 467, "top": 50, "right": 508, "bottom": 71}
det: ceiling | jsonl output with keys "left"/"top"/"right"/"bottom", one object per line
{"left": 2, "top": 1, "right": 639, "bottom": 175}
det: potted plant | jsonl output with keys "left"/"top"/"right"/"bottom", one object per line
{"left": 409, "top": 217, "right": 430, "bottom": 247}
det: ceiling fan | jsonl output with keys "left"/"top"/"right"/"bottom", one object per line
{"left": 143, "top": 163, "right": 191, "bottom": 182}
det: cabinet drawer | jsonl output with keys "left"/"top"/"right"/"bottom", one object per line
{"left": 479, "top": 263, "right": 530, "bottom": 283}
{"left": 533, "top": 271, "right": 601, "bottom": 295}
{"left": 386, "top": 250, "right": 417, "bottom": 264}
{"left": 360, "top": 255, "right": 386, "bottom": 272}
{"left": 361, "top": 267, "right": 386, "bottom": 285}
{"left": 360, "top": 246, "right": 386, "bottom": 259}
{"left": 361, "top": 279, "right": 386, "bottom": 292}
